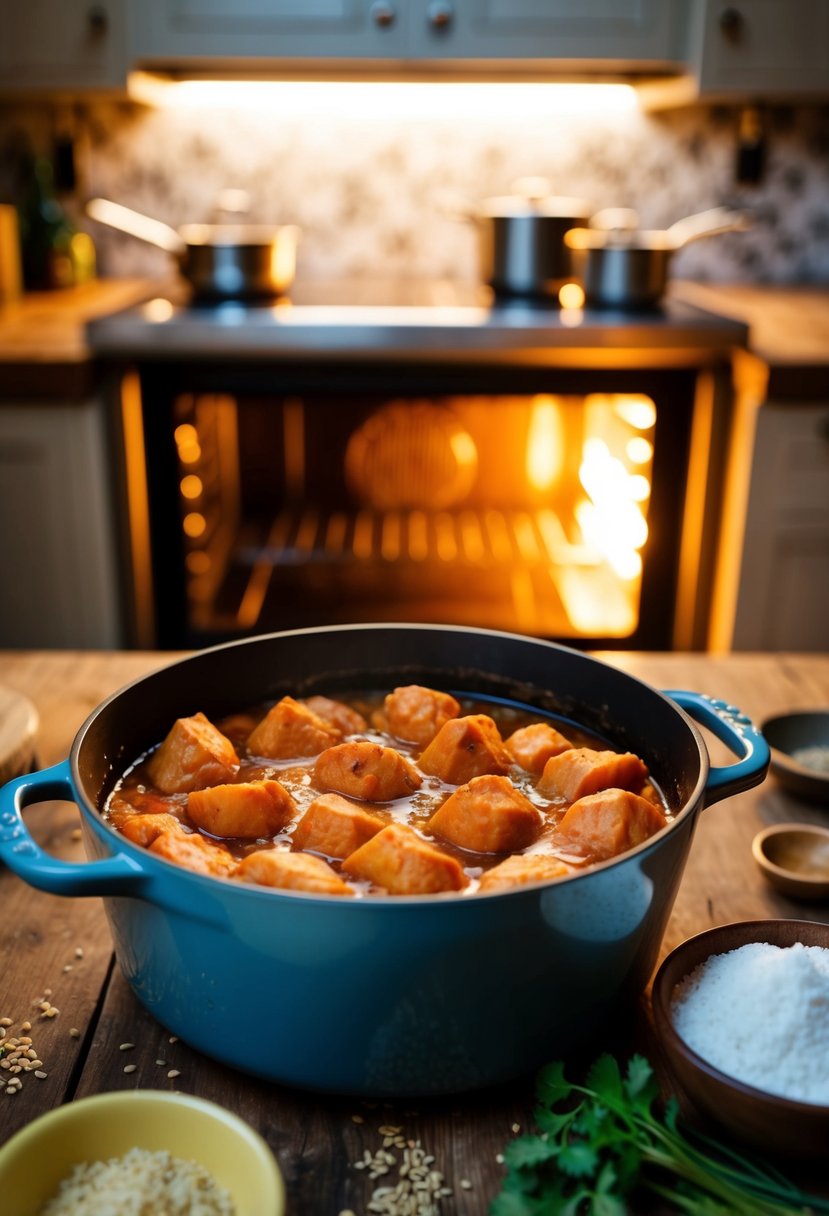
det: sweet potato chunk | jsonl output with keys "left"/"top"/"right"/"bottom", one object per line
{"left": 114, "top": 811, "right": 184, "bottom": 848}
{"left": 506, "top": 722, "right": 573, "bottom": 774}
{"left": 417, "top": 714, "right": 512, "bottom": 785}
{"left": 148, "top": 712, "right": 240, "bottom": 795}
{"left": 235, "top": 849, "right": 351, "bottom": 896}
{"left": 302, "top": 695, "right": 367, "bottom": 736}
{"left": 247, "top": 695, "right": 341, "bottom": 759}
{"left": 553, "top": 788, "right": 667, "bottom": 862}
{"left": 187, "top": 779, "right": 294, "bottom": 840}
{"left": 428, "top": 775, "right": 543, "bottom": 854}
{"left": 343, "top": 823, "right": 467, "bottom": 895}
{"left": 149, "top": 829, "right": 236, "bottom": 878}
{"left": 313, "top": 741, "right": 422, "bottom": 802}
{"left": 537, "top": 747, "right": 649, "bottom": 803}
{"left": 292, "top": 793, "right": 384, "bottom": 859}
{"left": 382, "top": 685, "right": 461, "bottom": 746}
{"left": 478, "top": 854, "right": 572, "bottom": 893}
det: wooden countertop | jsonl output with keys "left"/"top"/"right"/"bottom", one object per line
{"left": 1, "top": 649, "right": 828, "bottom": 1211}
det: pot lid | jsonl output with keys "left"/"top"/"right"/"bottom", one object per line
{"left": 478, "top": 176, "right": 591, "bottom": 220}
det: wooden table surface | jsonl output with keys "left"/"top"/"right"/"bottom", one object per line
{"left": 1, "top": 649, "right": 828, "bottom": 1213}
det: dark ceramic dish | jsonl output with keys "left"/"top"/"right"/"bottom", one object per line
{"left": 762, "top": 711, "right": 829, "bottom": 805}
{"left": 652, "top": 919, "right": 829, "bottom": 1157}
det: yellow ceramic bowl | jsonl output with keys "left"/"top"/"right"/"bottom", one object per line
{"left": 0, "top": 1090, "right": 285, "bottom": 1216}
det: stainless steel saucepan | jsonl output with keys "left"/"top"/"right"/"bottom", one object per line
{"left": 565, "top": 206, "right": 750, "bottom": 310}
{"left": 87, "top": 198, "right": 300, "bottom": 300}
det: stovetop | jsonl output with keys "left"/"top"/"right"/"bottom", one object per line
{"left": 86, "top": 278, "right": 748, "bottom": 364}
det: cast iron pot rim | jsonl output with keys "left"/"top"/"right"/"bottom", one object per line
{"left": 69, "top": 622, "right": 710, "bottom": 907}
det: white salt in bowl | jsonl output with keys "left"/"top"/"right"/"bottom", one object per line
{"left": 0, "top": 1090, "right": 285, "bottom": 1216}
{"left": 651, "top": 919, "right": 829, "bottom": 1158}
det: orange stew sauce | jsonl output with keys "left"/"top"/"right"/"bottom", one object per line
{"left": 104, "top": 686, "right": 672, "bottom": 898}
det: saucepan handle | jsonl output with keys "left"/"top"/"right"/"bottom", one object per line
{"left": 663, "top": 690, "right": 770, "bottom": 806}
{"left": 0, "top": 760, "right": 146, "bottom": 895}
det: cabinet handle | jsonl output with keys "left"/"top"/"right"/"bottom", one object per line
{"left": 370, "top": 1, "right": 396, "bottom": 28}
{"left": 427, "top": 0, "right": 454, "bottom": 30}
{"left": 719, "top": 6, "right": 744, "bottom": 44}
{"left": 87, "top": 4, "right": 109, "bottom": 37}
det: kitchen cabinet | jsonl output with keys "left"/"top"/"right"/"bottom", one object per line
{"left": 0, "top": 399, "right": 122, "bottom": 647}
{"left": 731, "top": 400, "right": 829, "bottom": 651}
{"left": 684, "top": 0, "right": 829, "bottom": 99}
{"left": 0, "top": 0, "right": 127, "bottom": 92}
{"left": 128, "top": 0, "right": 687, "bottom": 70}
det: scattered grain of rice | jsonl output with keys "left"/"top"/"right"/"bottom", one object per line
{"left": 123, "top": 1064, "right": 137, "bottom": 1074}
{"left": 169, "top": 1035, "right": 179, "bottom": 1043}
{"left": 21, "top": 1021, "right": 31, "bottom": 1032}
{"left": 0, "top": 1018, "right": 12, "bottom": 1027}
{"left": 156, "top": 1059, "right": 167, "bottom": 1066}
{"left": 62, "top": 965, "right": 72, "bottom": 973}
{"left": 351, "top": 1114, "right": 365, "bottom": 1124}
{"left": 459, "top": 1179, "right": 472, "bottom": 1190}
{"left": 74, "top": 947, "right": 84, "bottom": 959}
{"left": 168, "top": 1069, "right": 181, "bottom": 1079}
{"left": 35, "top": 1070, "right": 47, "bottom": 1079}
{"left": 69, "top": 1028, "right": 80, "bottom": 1038}
{"left": 511, "top": 1123, "right": 520, "bottom": 1134}
{"left": 119, "top": 1043, "right": 135, "bottom": 1051}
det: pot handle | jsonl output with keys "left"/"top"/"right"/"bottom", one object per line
{"left": 663, "top": 691, "right": 770, "bottom": 806}
{"left": 0, "top": 760, "right": 146, "bottom": 896}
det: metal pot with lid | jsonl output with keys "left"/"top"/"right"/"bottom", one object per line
{"left": 565, "top": 206, "right": 750, "bottom": 310}
{"left": 471, "top": 178, "right": 593, "bottom": 299}
{"left": 87, "top": 195, "right": 300, "bottom": 300}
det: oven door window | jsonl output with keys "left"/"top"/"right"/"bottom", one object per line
{"left": 168, "top": 390, "right": 657, "bottom": 643}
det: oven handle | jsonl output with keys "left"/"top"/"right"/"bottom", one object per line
{"left": 664, "top": 690, "right": 770, "bottom": 806}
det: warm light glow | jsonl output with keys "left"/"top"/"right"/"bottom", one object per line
{"left": 183, "top": 512, "right": 206, "bottom": 538}
{"left": 525, "top": 396, "right": 564, "bottom": 493}
{"left": 449, "top": 430, "right": 478, "bottom": 470}
{"left": 179, "top": 442, "right": 202, "bottom": 465}
{"left": 128, "top": 72, "right": 639, "bottom": 120}
{"left": 186, "top": 551, "right": 211, "bottom": 575}
{"left": 144, "top": 297, "right": 176, "bottom": 323}
{"left": 174, "top": 423, "right": 198, "bottom": 446}
{"left": 614, "top": 397, "right": 657, "bottom": 430}
{"left": 180, "top": 474, "right": 203, "bottom": 499}
{"left": 626, "top": 436, "right": 654, "bottom": 464}
{"left": 558, "top": 282, "right": 585, "bottom": 310}
{"left": 628, "top": 473, "right": 651, "bottom": 502}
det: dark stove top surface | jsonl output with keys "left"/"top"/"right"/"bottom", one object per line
{"left": 87, "top": 278, "right": 748, "bottom": 364}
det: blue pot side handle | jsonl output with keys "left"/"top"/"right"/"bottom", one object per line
{"left": 0, "top": 760, "right": 145, "bottom": 896}
{"left": 664, "top": 690, "right": 771, "bottom": 807}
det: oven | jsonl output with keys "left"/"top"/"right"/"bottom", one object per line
{"left": 92, "top": 285, "right": 745, "bottom": 651}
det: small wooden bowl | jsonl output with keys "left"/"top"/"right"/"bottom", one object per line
{"left": 753, "top": 823, "right": 829, "bottom": 900}
{"left": 762, "top": 711, "right": 829, "bottom": 805}
{"left": 652, "top": 919, "right": 829, "bottom": 1158}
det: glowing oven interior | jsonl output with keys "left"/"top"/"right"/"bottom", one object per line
{"left": 170, "top": 391, "right": 657, "bottom": 642}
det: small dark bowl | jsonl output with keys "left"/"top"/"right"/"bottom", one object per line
{"left": 753, "top": 824, "right": 829, "bottom": 900}
{"left": 652, "top": 919, "right": 829, "bottom": 1158}
{"left": 762, "top": 711, "right": 829, "bottom": 805}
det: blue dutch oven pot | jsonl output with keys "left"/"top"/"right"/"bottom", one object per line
{"left": 0, "top": 625, "right": 769, "bottom": 1096}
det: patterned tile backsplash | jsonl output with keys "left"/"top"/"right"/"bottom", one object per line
{"left": 2, "top": 97, "right": 828, "bottom": 285}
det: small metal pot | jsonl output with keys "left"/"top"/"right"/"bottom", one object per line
{"left": 0, "top": 625, "right": 769, "bottom": 1097}
{"left": 565, "top": 207, "right": 749, "bottom": 310}
{"left": 87, "top": 198, "right": 299, "bottom": 300}
{"left": 469, "top": 180, "right": 592, "bottom": 298}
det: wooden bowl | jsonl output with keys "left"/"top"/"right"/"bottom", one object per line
{"left": 762, "top": 711, "right": 829, "bottom": 805}
{"left": 652, "top": 919, "right": 829, "bottom": 1158}
{"left": 752, "top": 823, "right": 829, "bottom": 900}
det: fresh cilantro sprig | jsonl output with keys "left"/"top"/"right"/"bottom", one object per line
{"left": 491, "top": 1054, "right": 829, "bottom": 1216}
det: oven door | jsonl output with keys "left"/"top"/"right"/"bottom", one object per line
{"left": 121, "top": 361, "right": 699, "bottom": 650}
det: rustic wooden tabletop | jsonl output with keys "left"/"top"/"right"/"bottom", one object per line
{"left": 1, "top": 649, "right": 828, "bottom": 1213}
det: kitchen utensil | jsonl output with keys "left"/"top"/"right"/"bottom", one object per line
{"left": 752, "top": 823, "right": 829, "bottom": 900}
{"left": 565, "top": 206, "right": 750, "bottom": 309}
{"left": 0, "top": 1090, "right": 285, "bottom": 1216}
{"left": 0, "top": 624, "right": 768, "bottom": 1096}
{"left": 652, "top": 919, "right": 829, "bottom": 1157}
{"left": 761, "top": 710, "right": 829, "bottom": 804}
{"left": 86, "top": 197, "right": 299, "bottom": 300}
{"left": 466, "top": 178, "right": 592, "bottom": 298}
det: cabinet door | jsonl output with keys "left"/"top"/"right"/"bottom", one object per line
{"left": 411, "top": 0, "right": 687, "bottom": 65}
{"left": 693, "top": 0, "right": 829, "bottom": 97}
{"left": 0, "top": 401, "right": 121, "bottom": 647}
{"left": 0, "top": 0, "right": 126, "bottom": 90}
{"left": 731, "top": 403, "right": 829, "bottom": 651}
{"left": 130, "top": 0, "right": 408, "bottom": 62}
